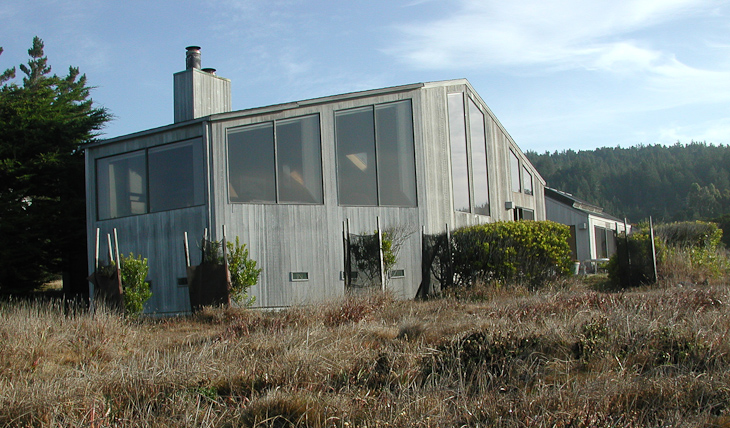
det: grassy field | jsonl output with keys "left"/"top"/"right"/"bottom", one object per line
{"left": 1, "top": 276, "right": 730, "bottom": 427}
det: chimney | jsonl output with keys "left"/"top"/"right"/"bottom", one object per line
{"left": 173, "top": 46, "right": 232, "bottom": 123}
{"left": 185, "top": 46, "right": 202, "bottom": 70}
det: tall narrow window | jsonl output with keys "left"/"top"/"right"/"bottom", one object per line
{"left": 335, "top": 100, "right": 417, "bottom": 207}
{"left": 468, "top": 98, "right": 489, "bottom": 215}
{"left": 228, "top": 123, "right": 276, "bottom": 203}
{"left": 448, "top": 93, "right": 470, "bottom": 212}
{"left": 510, "top": 149, "right": 521, "bottom": 193}
{"left": 375, "top": 101, "right": 417, "bottom": 206}
{"left": 149, "top": 141, "right": 205, "bottom": 212}
{"left": 595, "top": 226, "right": 608, "bottom": 259}
{"left": 336, "top": 107, "right": 378, "bottom": 206}
{"left": 97, "top": 151, "right": 147, "bottom": 220}
{"left": 276, "top": 115, "right": 323, "bottom": 204}
{"left": 522, "top": 165, "right": 533, "bottom": 196}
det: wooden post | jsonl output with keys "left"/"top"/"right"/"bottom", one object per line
{"left": 342, "top": 221, "right": 348, "bottom": 287}
{"left": 113, "top": 228, "right": 121, "bottom": 269}
{"left": 91, "top": 228, "right": 100, "bottom": 313}
{"left": 649, "top": 216, "right": 658, "bottom": 283}
{"left": 377, "top": 216, "right": 386, "bottom": 292}
{"left": 445, "top": 224, "right": 453, "bottom": 288}
{"left": 222, "top": 224, "right": 228, "bottom": 266}
{"left": 624, "top": 218, "right": 631, "bottom": 286}
{"left": 106, "top": 234, "right": 114, "bottom": 267}
{"left": 94, "top": 228, "right": 100, "bottom": 272}
{"left": 184, "top": 232, "right": 191, "bottom": 268}
{"left": 346, "top": 218, "right": 352, "bottom": 286}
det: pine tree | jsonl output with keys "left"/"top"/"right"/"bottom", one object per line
{"left": 0, "top": 37, "right": 110, "bottom": 294}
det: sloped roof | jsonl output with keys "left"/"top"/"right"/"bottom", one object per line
{"left": 545, "top": 187, "right": 623, "bottom": 222}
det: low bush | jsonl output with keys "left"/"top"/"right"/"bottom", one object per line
{"left": 119, "top": 253, "right": 151, "bottom": 317}
{"left": 226, "top": 236, "right": 260, "bottom": 306}
{"left": 450, "top": 221, "right": 572, "bottom": 290}
{"left": 610, "top": 221, "right": 729, "bottom": 289}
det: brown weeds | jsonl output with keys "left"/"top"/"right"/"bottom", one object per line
{"left": 2, "top": 280, "right": 730, "bottom": 426}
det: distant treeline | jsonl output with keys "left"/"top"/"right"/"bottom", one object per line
{"left": 526, "top": 142, "right": 730, "bottom": 223}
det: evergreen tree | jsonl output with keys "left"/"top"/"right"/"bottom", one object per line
{"left": 0, "top": 37, "right": 110, "bottom": 294}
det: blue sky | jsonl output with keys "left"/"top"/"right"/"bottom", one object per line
{"left": 1, "top": 0, "right": 729, "bottom": 153}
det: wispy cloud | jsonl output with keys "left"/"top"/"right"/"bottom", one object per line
{"left": 388, "top": 0, "right": 713, "bottom": 72}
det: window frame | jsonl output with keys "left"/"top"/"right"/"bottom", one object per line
{"left": 509, "top": 149, "right": 521, "bottom": 194}
{"left": 522, "top": 165, "right": 533, "bottom": 196}
{"left": 334, "top": 99, "right": 417, "bottom": 207}
{"left": 96, "top": 138, "right": 206, "bottom": 221}
{"left": 467, "top": 96, "right": 490, "bottom": 216}
{"left": 226, "top": 113, "right": 324, "bottom": 205}
{"left": 447, "top": 92, "right": 471, "bottom": 213}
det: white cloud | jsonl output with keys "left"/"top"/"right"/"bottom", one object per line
{"left": 388, "top": 0, "right": 714, "bottom": 71}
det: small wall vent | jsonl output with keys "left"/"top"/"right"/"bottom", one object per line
{"left": 290, "top": 272, "right": 309, "bottom": 282}
{"left": 389, "top": 269, "right": 406, "bottom": 279}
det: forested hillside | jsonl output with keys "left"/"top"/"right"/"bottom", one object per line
{"left": 526, "top": 142, "right": 730, "bottom": 223}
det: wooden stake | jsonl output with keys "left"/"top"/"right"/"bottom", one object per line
{"left": 184, "top": 232, "right": 190, "bottom": 267}
{"left": 113, "top": 228, "right": 121, "bottom": 269}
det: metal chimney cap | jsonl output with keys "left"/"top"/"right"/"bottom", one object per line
{"left": 202, "top": 68, "right": 217, "bottom": 75}
{"left": 185, "top": 46, "right": 202, "bottom": 70}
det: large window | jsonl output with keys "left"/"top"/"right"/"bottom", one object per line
{"left": 149, "top": 142, "right": 205, "bottom": 212}
{"left": 228, "top": 114, "right": 323, "bottom": 204}
{"left": 468, "top": 98, "right": 489, "bottom": 215}
{"left": 448, "top": 93, "right": 491, "bottom": 215}
{"left": 97, "top": 140, "right": 204, "bottom": 220}
{"left": 448, "top": 93, "right": 470, "bottom": 213}
{"left": 335, "top": 100, "right": 416, "bottom": 206}
{"left": 595, "top": 226, "right": 608, "bottom": 259}
{"left": 98, "top": 151, "right": 147, "bottom": 220}
{"left": 510, "top": 149, "right": 521, "bottom": 193}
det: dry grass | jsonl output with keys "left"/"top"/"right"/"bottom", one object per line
{"left": 2, "top": 281, "right": 730, "bottom": 427}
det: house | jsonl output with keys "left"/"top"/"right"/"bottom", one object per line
{"left": 544, "top": 187, "right": 630, "bottom": 271}
{"left": 85, "top": 47, "right": 546, "bottom": 314}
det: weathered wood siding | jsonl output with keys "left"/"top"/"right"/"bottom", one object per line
{"left": 86, "top": 78, "right": 548, "bottom": 313}
{"left": 174, "top": 69, "right": 232, "bottom": 123}
{"left": 208, "top": 89, "right": 423, "bottom": 307}
{"left": 419, "top": 81, "right": 546, "bottom": 230}
{"left": 86, "top": 124, "right": 209, "bottom": 314}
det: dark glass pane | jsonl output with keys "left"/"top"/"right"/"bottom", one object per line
{"left": 510, "top": 150, "right": 521, "bottom": 193}
{"left": 375, "top": 100, "right": 417, "bottom": 207}
{"left": 448, "top": 93, "right": 470, "bottom": 212}
{"left": 522, "top": 166, "right": 533, "bottom": 195}
{"left": 276, "top": 115, "right": 323, "bottom": 204}
{"left": 149, "top": 142, "right": 204, "bottom": 212}
{"left": 228, "top": 123, "right": 276, "bottom": 203}
{"left": 336, "top": 107, "right": 377, "bottom": 206}
{"left": 469, "top": 98, "right": 489, "bottom": 215}
{"left": 97, "top": 151, "right": 147, "bottom": 219}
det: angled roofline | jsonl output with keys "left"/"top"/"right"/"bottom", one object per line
{"left": 87, "top": 81, "right": 435, "bottom": 148}
{"left": 545, "top": 187, "right": 624, "bottom": 222}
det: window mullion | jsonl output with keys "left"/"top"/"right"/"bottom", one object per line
{"left": 371, "top": 106, "right": 380, "bottom": 206}
{"left": 272, "top": 121, "right": 279, "bottom": 204}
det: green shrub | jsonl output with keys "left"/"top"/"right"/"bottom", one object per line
{"left": 119, "top": 253, "right": 151, "bottom": 317}
{"left": 226, "top": 236, "right": 260, "bottom": 306}
{"left": 654, "top": 221, "right": 722, "bottom": 249}
{"left": 350, "top": 231, "right": 396, "bottom": 284}
{"left": 450, "top": 221, "right": 572, "bottom": 290}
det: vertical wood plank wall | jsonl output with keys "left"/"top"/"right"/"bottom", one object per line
{"left": 87, "top": 79, "right": 547, "bottom": 313}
